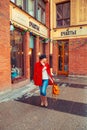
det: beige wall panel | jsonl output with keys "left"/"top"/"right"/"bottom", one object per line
{"left": 54, "top": 0, "right": 69, "bottom": 3}
{"left": 71, "top": 0, "right": 87, "bottom": 26}
{"left": 52, "top": 26, "right": 87, "bottom": 40}
{"left": 77, "top": 0, "right": 87, "bottom": 25}
{"left": 71, "top": 0, "right": 78, "bottom": 25}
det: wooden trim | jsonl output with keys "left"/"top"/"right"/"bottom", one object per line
{"left": 57, "top": 40, "right": 69, "bottom": 75}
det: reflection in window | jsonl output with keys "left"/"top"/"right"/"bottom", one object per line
{"left": 10, "top": 29, "right": 24, "bottom": 81}
{"left": 11, "top": 0, "right": 15, "bottom": 3}
{"left": 14, "top": 0, "right": 26, "bottom": 10}
{"left": 56, "top": 2, "right": 70, "bottom": 27}
{"left": 30, "top": 35, "right": 34, "bottom": 49}
{"left": 37, "top": 0, "right": 46, "bottom": 24}
{"left": 27, "top": 0, "right": 35, "bottom": 17}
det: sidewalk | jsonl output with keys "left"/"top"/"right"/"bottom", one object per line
{"left": 55, "top": 76, "right": 87, "bottom": 85}
{"left": 0, "top": 76, "right": 87, "bottom": 130}
{"left": 0, "top": 76, "right": 87, "bottom": 103}
{"left": 0, "top": 81, "right": 37, "bottom": 103}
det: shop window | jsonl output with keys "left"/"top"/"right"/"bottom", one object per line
{"left": 56, "top": 2, "right": 70, "bottom": 27}
{"left": 37, "top": 0, "right": 46, "bottom": 24}
{"left": 26, "top": 0, "right": 35, "bottom": 17}
{"left": 30, "top": 35, "right": 35, "bottom": 49}
{"left": 10, "top": 29, "right": 24, "bottom": 82}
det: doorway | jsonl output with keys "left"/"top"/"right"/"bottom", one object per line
{"left": 58, "top": 40, "right": 69, "bottom": 75}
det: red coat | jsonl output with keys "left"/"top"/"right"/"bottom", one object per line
{"left": 33, "top": 62, "right": 53, "bottom": 86}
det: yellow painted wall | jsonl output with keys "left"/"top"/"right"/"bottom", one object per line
{"left": 50, "top": 0, "right": 87, "bottom": 53}
{"left": 50, "top": 0, "right": 87, "bottom": 29}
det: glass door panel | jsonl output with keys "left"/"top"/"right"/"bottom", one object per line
{"left": 58, "top": 40, "right": 69, "bottom": 75}
{"left": 58, "top": 44, "right": 64, "bottom": 71}
{"left": 64, "top": 41, "right": 68, "bottom": 72}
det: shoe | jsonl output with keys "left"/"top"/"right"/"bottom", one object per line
{"left": 41, "top": 102, "right": 44, "bottom": 106}
{"left": 44, "top": 101, "right": 48, "bottom": 107}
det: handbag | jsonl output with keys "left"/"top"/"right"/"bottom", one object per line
{"left": 52, "top": 83, "right": 60, "bottom": 96}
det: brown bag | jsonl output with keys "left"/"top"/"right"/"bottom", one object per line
{"left": 52, "top": 83, "right": 60, "bottom": 96}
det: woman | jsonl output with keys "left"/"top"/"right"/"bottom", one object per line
{"left": 33, "top": 54, "right": 53, "bottom": 107}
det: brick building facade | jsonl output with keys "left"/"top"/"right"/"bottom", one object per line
{"left": 0, "top": 0, "right": 87, "bottom": 92}
{"left": 50, "top": 0, "right": 87, "bottom": 77}
{"left": 0, "top": 0, "right": 11, "bottom": 91}
{"left": 0, "top": 0, "right": 50, "bottom": 91}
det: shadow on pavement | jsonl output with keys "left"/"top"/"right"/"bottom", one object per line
{"left": 15, "top": 94, "right": 87, "bottom": 117}
{"left": 57, "top": 82, "right": 86, "bottom": 89}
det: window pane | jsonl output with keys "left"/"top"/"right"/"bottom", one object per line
{"left": 63, "top": 2, "right": 70, "bottom": 18}
{"left": 57, "top": 20, "right": 63, "bottom": 27}
{"left": 30, "top": 36, "right": 34, "bottom": 49}
{"left": 56, "top": 4, "right": 63, "bottom": 19}
{"left": 42, "top": 10, "right": 45, "bottom": 24}
{"left": 63, "top": 19, "right": 70, "bottom": 26}
{"left": 27, "top": 0, "right": 35, "bottom": 17}
{"left": 38, "top": 6, "right": 41, "bottom": 22}
{"left": 16, "top": 0, "right": 23, "bottom": 9}
{"left": 37, "top": 0, "right": 46, "bottom": 24}
{"left": 56, "top": 2, "right": 70, "bottom": 27}
{"left": 11, "top": 0, "right": 15, "bottom": 3}
{"left": 15, "top": 0, "right": 26, "bottom": 10}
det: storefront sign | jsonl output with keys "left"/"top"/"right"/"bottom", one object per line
{"left": 52, "top": 26, "right": 87, "bottom": 39}
{"left": 61, "top": 29, "right": 76, "bottom": 36}
{"left": 29, "top": 21, "right": 40, "bottom": 31}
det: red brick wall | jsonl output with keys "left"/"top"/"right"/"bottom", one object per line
{"left": 46, "top": 1, "right": 50, "bottom": 28}
{"left": 0, "top": 0, "right": 11, "bottom": 90}
{"left": 23, "top": 32, "right": 30, "bottom": 79}
{"left": 45, "top": 1, "right": 50, "bottom": 63}
{"left": 69, "top": 38, "right": 87, "bottom": 76}
{"left": 53, "top": 42, "right": 58, "bottom": 74}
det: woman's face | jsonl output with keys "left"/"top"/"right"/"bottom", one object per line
{"left": 42, "top": 58, "right": 47, "bottom": 64}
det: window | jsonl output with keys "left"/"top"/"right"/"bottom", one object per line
{"left": 10, "top": 29, "right": 24, "bottom": 82}
{"left": 37, "top": 0, "right": 46, "bottom": 24}
{"left": 56, "top": 2, "right": 70, "bottom": 27}
{"left": 11, "top": 0, "right": 15, "bottom": 3}
{"left": 30, "top": 35, "right": 35, "bottom": 49}
{"left": 13, "top": 0, "right": 26, "bottom": 10}
{"left": 10, "top": 0, "right": 46, "bottom": 24}
{"left": 26, "top": 0, "right": 35, "bottom": 17}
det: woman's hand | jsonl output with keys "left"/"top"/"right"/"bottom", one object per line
{"left": 42, "top": 66, "right": 47, "bottom": 71}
